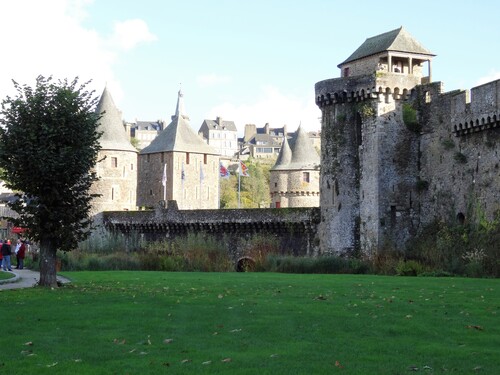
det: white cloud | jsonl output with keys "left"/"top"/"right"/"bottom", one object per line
{"left": 0, "top": 0, "right": 154, "bottom": 109}
{"left": 206, "top": 86, "right": 321, "bottom": 135}
{"left": 110, "top": 19, "right": 157, "bottom": 51}
{"left": 197, "top": 73, "right": 231, "bottom": 87}
{"left": 476, "top": 70, "right": 500, "bottom": 86}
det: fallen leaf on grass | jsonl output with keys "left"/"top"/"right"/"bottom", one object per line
{"left": 221, "top": 358, "right": 232, "bottom": 363}
{"left": 230, "top": 329, "right": 241, "bottom": 333}
{"left": 473, "top": 365, "right": 482, "bottom": 371}
{"left": 335, "top": 360, "right": 344, "bottom": 368}
{"left": 24, "top": 341, "right": 34, "bottom": 346}
{"left": 21, "top": 350, "right": 32, "bottom": 355}
{"left": 405, "top": 315, "right": 413, "bottom": 319}
{"left": 408, "top": 365, "right": 419, "bottom": 371}
{"left": 47, "top": 362, "right": 58, "bottom": 367}
{"left": 202, "top": 361, "right": 212, "bottom": 365}
{"left": 129, "top": 349, "right": 136, "bottom": 353}
{"left": 181, "top": 359, "right": 191, "bottom": 364}
{"left": 113, "top": 338, "right": 126, "bottom": 345}
{"left": 466, "top": 325, "right": 483, "bottom": 331}
{"left": 270, "top": 354, "right": 279, "bottom": 358}
{"left": 315, "top": 295, "right": 327, "bottom": 300}
{"left": 74, "top": 359, "right": 82, "bottom": 363}
{"left": 163, "top": 338, "right": 174, "bottom": 344}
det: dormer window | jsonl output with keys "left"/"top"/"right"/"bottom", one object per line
{"left": 344, "top": 67, "right": 350, "bottom": 77}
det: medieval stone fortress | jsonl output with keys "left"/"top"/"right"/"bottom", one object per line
{"left": 82, "top": 26, "right": 498, "bottom": 257}
{"left": 316, "top": 27, "right": 499, "bottom": 255}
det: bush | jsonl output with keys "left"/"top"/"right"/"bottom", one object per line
{"left": 395, "top": 260, "right": 425, "bottom": 276}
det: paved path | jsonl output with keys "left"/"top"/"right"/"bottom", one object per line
{"left": 0, "top": 268, "right": 70, "bottom": 290}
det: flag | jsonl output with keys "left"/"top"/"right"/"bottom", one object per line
{"left": 219, "top": 162, "right": 230, "bottom": 178}
{"left": 181, "top": 162, "right": 185, "bottom": 181}
{"left": 200, "top": 162, "right": 205, "bottom": 182}
{"left": 239, "top": 160, "right": 249, "bottom": 177}
{"left": 161, "top": 163, "right": 167, "bottom": 187}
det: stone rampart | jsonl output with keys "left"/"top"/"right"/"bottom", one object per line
{"left": 102, "top": 201, "right": 320, "bottom": 262}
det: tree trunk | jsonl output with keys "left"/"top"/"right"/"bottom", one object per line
{"left": 39, "top": 238, "right": 58, "bottom": 287}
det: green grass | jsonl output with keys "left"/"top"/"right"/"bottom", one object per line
{"left": 0, "top": 270, "right": 15, "bottom": 280}
{"left": 1, "top": 272, "right": 499, "bottom": 374}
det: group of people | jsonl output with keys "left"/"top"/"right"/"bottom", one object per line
{"left": 0, "top": 238, "right": 27, "bottom": 271}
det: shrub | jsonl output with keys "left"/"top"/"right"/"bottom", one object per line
{"left": 395, "top": 260, "right": 425, "bottom": 276}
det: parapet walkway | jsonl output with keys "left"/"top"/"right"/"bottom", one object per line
{"left": 0, "top": 268, "right": 70, "bottom": 290}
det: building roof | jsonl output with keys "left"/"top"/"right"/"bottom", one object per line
{"left": 132, "top": 121, "right": 163, "bottom": 132}
{"left": 271, "top": 136, "right": 292, "bottom": 170}
{"left": 339, "top": 26, "right": 435, "bottom": 67}
{"left": 248, "top": 133, "right": 281, "bottom": 147}
{"left": 95, "top": 87, "right": 137, "bottom": 152}
{"left": 140, "top": 90, "right": 217, "bottom": 155}
{"left": 201, "top": 119, "right": 237, "bottom": 132}
{"left": 272, "top": 124, "right": 320, "bottom": 171}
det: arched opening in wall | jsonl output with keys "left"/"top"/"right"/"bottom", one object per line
{"left": 236, "top": 257, "right": 256, "bottom": 272}
{"left": 402, "top": 88, "right": 408, "bottom": 100}
{"left": 393, "top": 87, "right": 400, "bottom": 100}
{"left": 385, "top": 87, "right": 391, "bottom": 103}
{"left": 355, "top": 113, "right": 362, "bottom": 146}
{"left": 457, "top": 212, "right": 465, "bottom": 225}
{"left": 424, "top": 91, "right": 431, "bottom": 103}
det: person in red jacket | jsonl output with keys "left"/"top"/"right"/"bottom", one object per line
{"left": 16, "top": 239, "right": 26, "bottom": 270}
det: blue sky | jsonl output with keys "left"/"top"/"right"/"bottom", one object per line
{"left": 1, "top": 0, "right": 499, "bottom": 136}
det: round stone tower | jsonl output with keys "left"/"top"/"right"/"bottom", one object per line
{"left": 91, "top": 87, "right": 138, "bottom": 214}
{"left": 270, "top": 124, "right": 320, "bottom": 208}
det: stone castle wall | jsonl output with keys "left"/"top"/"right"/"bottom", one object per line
{"left": 102, "top": 201, "right": 320, "bottom": 262}
{"left": 316, "top": 71, "right": 500, "bottom": 255}
{"left": 91, "top": 149, "right": 138, "bottom": 214}
{"left": 138, "top": 151, "right": 219, "bottom": 209}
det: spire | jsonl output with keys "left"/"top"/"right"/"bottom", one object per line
{"left": 96, "top": 87, "right": 136, "bottom": 152}
{"left": 173, "top": 87, "right": 189, "bottom": 120}
{"left": 289, "top": 124, "right": 320, "bottom": 169}
{"left": 271, "top": 136, "right": 292, "bottom": 170}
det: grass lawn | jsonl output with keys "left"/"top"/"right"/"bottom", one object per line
{"left": 1, "top": 272, "right": 498, "bottom": 374}
{"left": 0, "top": 270, "right": 15, "bottom": 280}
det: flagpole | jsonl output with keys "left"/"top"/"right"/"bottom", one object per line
{"left": 238, "top": 160, "right": 241, "bottom": 208}
{"left": 218, "top": 163, "right": 221, "bottom": 209}
{"left": 162, "top": 163, "right": 167, "bottom": 202}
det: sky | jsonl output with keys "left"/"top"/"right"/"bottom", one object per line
{"left": 1, "top": 0, "right": 499, "bottom": 136}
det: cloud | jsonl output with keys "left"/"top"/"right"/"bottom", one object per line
{"left": 476, "top": 70, "right": 500, "bottom": 86}
{"left": 206, "top": 86, "right": 321, "bottom": 135}
{"left": 0, "top": 0, "right": 153, "bottom": 108}
{"left": 196, "top": 73, "right": 232, "bottom": 87}
{"left": 110, "top": 19, "right": 157, "bottom": 51}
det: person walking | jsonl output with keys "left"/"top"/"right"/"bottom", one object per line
{"left": 17, "top": 240, "right": 26, "bottom": 269}
{"left": 1, "top": 239, "right": 12, "bottom": 271}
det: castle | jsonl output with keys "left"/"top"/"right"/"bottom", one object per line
{"left": 315, "top": 27, "right": 500, "bottom": 256}
{"left": 269, "top": 124, "right": 320, "bottom": 208}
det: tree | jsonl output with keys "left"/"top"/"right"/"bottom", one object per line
{"left": 0, "top": 76, "right": 102, "bottom": 287}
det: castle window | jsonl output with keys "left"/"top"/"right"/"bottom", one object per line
{"left": 204, "top": 154, "right": 207, "bottom": 164}
{"left": 303, "top": 172, "right": 310, "bottom": 183}
{"left": 161, "top": 153, "right": 164, "bottom": 163}
{"left": 186, "top": 153, "right": 190, "bottom": 165}
{"left": 344, "top": 67, "right": 349, "bottom": 77}
{"left": 111, "top": 187, "right": 115, "bottom": 201}
{"left": 457, "top": 212, "right": 465, "bottom": 225}
{"left": 131, "top": 163, "right": 134, "bottom": 170}
{"left": 111, "top": 157, "right": 118, "bottom": 168}
{"left": 149, "top": 189, "right": 153, "bottom": 196}
{"left": 275, "top": 201, "right": 281, "bottom": 208}
{"left": 147, "top": 154, "right": 150, "bottom": 162}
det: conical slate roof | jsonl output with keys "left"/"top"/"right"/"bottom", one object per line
{"left": 271, "top": 125, "right": 320, "bottom": 171}
{"left": 288, "top": 124, "right": 320, "bottom": 170}
{"left": 140, "top": 90, "right": 217, "bottom": 155}
{"left": 271, "top": 136, "right": 292, "bottom": 171}
{"left": 338, "top": 26, "right": 435, "bottom": 67}
{"left": 96, "top": 87, "right": 136, "bottom": 152}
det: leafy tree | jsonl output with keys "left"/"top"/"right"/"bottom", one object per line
{"left": 0, "top": 76, "right": 102, "bottom": 287}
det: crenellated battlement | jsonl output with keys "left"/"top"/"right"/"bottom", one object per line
{"left": 315, "top": 73, "right": 422, "bottom": 107}
{"left": 450, "top": 79, "right": 500, "bottom": 136}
